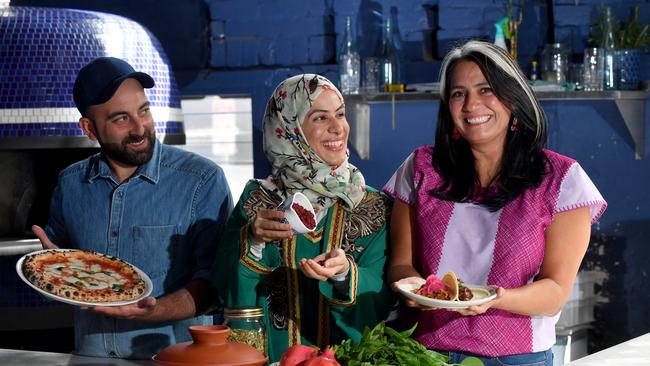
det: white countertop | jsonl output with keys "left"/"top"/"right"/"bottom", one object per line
{"left": 568, "top": 332, "right": 650, "bottom": 365}
{"left": 0, "top": 348, "right": 155, "bottom": 365}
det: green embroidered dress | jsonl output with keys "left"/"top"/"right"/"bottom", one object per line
{"left": 212, "top": 181, "right": 393, "bottom": 362}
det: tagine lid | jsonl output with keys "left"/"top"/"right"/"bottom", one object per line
{"left": 152, "top": 325, "right": 268, "bottom": 366}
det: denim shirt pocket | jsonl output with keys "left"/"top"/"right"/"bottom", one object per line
{"left": 132, "top": 225, "right": 178, "bottom": 282}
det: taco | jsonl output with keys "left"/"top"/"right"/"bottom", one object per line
{"left": 413, "top": 271, "right": 473, "bottom": 302}
{"left": 442, "top": 271, "right": 460, "bottom": 301}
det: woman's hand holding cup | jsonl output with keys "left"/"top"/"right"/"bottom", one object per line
{"left": 249, "top": 208, "right": 293, "bottom": 243}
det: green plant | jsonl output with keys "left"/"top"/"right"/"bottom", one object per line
{"left": 617, "top": 5, "right": 649, "bottom": 49}
{"left": 333, "top": 321, "right": 483, "bottom": 366}
{"left": 588, "top": 3, "right": 619, "bottom": 48}
{"left": 589, "top": 4, "right": 649, "bottom": 50}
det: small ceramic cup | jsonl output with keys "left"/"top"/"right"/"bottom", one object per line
{"left": 278, "top": 192, "right": 316, "bottom": 233}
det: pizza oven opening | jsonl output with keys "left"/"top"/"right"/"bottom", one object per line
{"left": 0, "top": 2, "right": 185, "bottom": 352}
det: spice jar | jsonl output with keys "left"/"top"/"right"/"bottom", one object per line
{"left": 223, "top": 307, "right": 267, "bottom": 356}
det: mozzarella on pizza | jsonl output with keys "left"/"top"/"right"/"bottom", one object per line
{"left": 22, "top": 250, "right": 147, "bottom": 303}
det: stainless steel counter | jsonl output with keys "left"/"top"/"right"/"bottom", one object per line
{"left": 0, "top": 348, "right": 155, "bottom": 366}
{"left": 1, "top": 333, "right": 648, "bottom": 365}
{"left": 568, "top": 332, "right": 650, "bottom": 365}
{"left": 0, "top": 238, "right": 41, "bottom": 256}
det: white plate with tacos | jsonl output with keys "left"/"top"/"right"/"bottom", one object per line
{"left": 397, "top": 271, "right": 497, "bottom": 309}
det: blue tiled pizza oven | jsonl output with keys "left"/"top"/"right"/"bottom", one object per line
{"left": 0, "top": 5, "right": 185, "bottom": 148}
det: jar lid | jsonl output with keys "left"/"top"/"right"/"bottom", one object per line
{"left": 152, "top": 325, "right": 268, "bottom": 366}
{"left": 224, "top": 307, "right": 264, "bottom": 318}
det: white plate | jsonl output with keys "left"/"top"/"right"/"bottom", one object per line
{"left": 397, "top": 283, "right": 496, "bottom": 309}
{"left": 16, "top": 248, "right": 153, "bottom": 307}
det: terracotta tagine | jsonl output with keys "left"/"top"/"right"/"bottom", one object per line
{"left": 153, "top": 325, "right": 268, "bottom": 366}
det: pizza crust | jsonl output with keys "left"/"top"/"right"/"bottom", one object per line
{"left": 22, "top": 250, "right": 147, "bottom": 303}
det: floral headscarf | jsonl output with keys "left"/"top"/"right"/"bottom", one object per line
{"left": 261, "top": 74, "right": 366, "bottom": 221}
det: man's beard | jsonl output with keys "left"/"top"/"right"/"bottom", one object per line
{"left": 98, "top": 128, "right": 156, "bottom": 166}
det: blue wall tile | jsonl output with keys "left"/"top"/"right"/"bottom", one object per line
{"left": 207, "top": 0, "right": 252, "bottom": 20}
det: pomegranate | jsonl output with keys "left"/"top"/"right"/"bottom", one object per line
{"left": 279, "top": 344, "right": 318, "bottom": 366}
{"left": 302, "top": 347, "right": 341, "bottom": 366}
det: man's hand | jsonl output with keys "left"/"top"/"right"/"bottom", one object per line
{"left": 299, "top": 248, "right": 349, "bottom": 281}
{"left": 82, "top": 296, "right": 157, "bottom": 320}
{"left": 82, "top": 279, "right": 216, "bottom": 323}
{"left": 32, "top": 225, "right": 59, "bottom": 249}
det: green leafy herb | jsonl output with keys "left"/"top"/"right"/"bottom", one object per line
{"left": 333, "top": 321, "right": 483, "bottom": 366}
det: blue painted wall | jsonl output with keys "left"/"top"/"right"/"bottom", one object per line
{"left": 13, "top": 0, "right": 650, "bottom": 353}
{"left": 185, "top": 1, "right": 650, "bottom": 353}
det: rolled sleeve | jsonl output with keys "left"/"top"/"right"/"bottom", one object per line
{"left": 382, "top": 152, "right": 416, "bottom": 205}
{"left": 44, "top": 180, "right": 69, "bottom": 248}
{"left": 556, "top": 163, "right": 607, "bottom": 223}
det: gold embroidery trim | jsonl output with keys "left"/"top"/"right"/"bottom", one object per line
{"left": 315, "top": 201, "right": 346, "bottom": 346}
{"left": 304, "top": 226, "right": 324, "bottom": 243}
{"left": 326, "top": 202, "right": 344, "bottom": 251}
{"left": 239, "top": 224, "right": 273, "bottom": 275}
{"left": 325, "top": 259, "right": 358, "bottom": 307}
{"left": 285, "top": 236, "right": 301, "bottom": 346}
{"left": 316, "top": 295, "right": 331, "bottom": 349}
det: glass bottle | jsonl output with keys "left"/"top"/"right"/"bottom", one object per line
{"left": 338, "top": 16, "right": 360, "bottom": 94}
{"left": 361, "top": 20, "right": 382, "bottom": 94}
{"left": 380, "top": 17, "right": 404, "bottom": 93}
{"left": 600, "top": 6, "right": 617, "bottom": 90}
{"left": 530, "top": 60, "right": 538, "bottom": 82}
{"left": 223, "top": 307, "right": 267, "bottom": 356}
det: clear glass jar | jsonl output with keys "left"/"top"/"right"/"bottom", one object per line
{"left": 541, "top": 43, "right": 569, "bottom": 84}
{"left": 223, "top": 307, "right": 267, "bottom": 356}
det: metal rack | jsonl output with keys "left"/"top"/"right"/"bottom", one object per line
{"left": 345, "top": 84, "right": 650, "bottom": 159}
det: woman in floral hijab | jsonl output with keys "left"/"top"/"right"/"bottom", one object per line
{"left": 212, "top": 74, "right": 394, "bottom": 363}
{"left": 261, "top": 74, "right": 366, "bottom": 220}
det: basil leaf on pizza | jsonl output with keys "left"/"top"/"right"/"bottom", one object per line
{"left": 21, "top": 249, "right": 148, "bottom": 303}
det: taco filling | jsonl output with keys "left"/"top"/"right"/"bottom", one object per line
{"left": 413, "top": 271, "right": 473, "bottom": 301}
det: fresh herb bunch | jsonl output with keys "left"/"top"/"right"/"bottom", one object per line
{"left": 333, "top": 321, "right": 483, "bottom": 366}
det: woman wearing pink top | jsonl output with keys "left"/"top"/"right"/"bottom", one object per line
{"left": 384, "top": 40, "right": 607, "bottom": 366}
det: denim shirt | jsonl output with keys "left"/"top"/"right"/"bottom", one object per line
{"left": 45, "top": 140, "right": 233, "bottom": 359}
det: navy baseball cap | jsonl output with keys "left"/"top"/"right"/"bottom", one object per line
{"left": 73, "top": 57, "right": 155, "bottom": 115}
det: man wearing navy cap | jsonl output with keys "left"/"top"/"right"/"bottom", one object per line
{"left": 31, "top": 57, "right": 233, "bottom": 359}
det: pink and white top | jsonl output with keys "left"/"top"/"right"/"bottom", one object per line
{"left": 383, "top": 146, "right": 607, "bottom": 356}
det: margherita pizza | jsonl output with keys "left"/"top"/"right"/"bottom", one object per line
{"left": 21, "top": 249, "right": 147, "bottom": 303}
